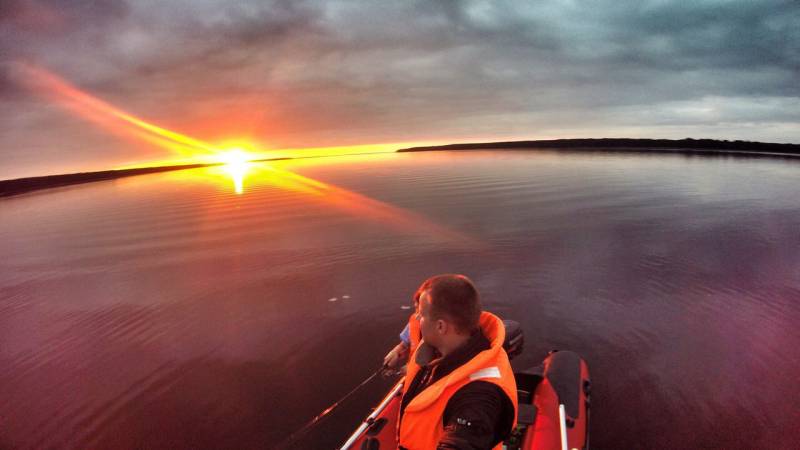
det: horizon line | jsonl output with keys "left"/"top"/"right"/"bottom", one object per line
{"left": 2, "top": 137, "right": 799, "bottom": 198}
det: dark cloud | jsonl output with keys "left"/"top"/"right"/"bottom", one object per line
{"left": 610, "top": 1, "right": 799, "bottom": 71}
{"left": 0, "top": 0, "right": 128, "bottom": 28}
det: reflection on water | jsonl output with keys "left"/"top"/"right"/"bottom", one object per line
{"left": 1, "top": 150, "right": 799, "bottom": 449}
{"left": 226, "top": 162, "right": 246, "bottom": 195}
{"left": 219, "top": 150, "right": 251, "bottom": 195}
{"left": 207, "top": 155, "right": 479, "bottom": 246}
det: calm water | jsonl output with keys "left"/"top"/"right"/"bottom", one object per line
{"left": 1, "top": 150, "right": 799, "bottom": 449}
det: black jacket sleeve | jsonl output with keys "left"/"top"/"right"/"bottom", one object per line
{"left": 436, "top": 381, "right": 515, "bottom": 450}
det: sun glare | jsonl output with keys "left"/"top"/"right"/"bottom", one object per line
{"left": 218, "top": 148, "right": 251, "bottom": 167}
{"left": 218, "top": 148, "right": 253, "bottom": 195}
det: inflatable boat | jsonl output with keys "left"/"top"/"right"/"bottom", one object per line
{"left": 340, "top": 322, "right": 591, "bottom": 450}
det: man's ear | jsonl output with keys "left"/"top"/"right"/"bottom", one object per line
{"left": 436, "top": 319, "right": 448, "bottom": 335}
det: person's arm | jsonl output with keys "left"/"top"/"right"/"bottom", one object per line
{"left": 383, "top": 341, "right": 409, "bottom": 369}
{"left": 399, "top": 322, "right": 411, "bottom": 346}
{"left": 383, "top": 323, "right": 412, "bottom": 369}
{"left": 437, "top": 381, "right": 514, "bottom": 450}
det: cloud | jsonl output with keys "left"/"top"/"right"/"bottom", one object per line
{"left": 0, "top": 0, "right": 798, "bottom": 177}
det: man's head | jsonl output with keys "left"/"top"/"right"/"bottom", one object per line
{"left": 415, "top": 274, "right": 482, "bottom": 354}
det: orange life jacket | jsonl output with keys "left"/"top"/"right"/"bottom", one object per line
{"left": 398, "top": 312, "right": 518, "bottom": 450}
{"left": 407, "top": 312, "right": 421, "bottom": 358}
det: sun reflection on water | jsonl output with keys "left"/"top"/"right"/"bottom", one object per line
{"left": 218, "top": 149, "right": 252, "bottom": 194}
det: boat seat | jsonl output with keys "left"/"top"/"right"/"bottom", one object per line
{"left": 514, "top": 365, "right": 544, "bottom": 403}
{"left": 517, "top": 403, "right": 538, "bottom": 426}
{"left": 517, "top": 388, "right": 533, "bottom": 404}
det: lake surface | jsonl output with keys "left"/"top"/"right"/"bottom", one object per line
{"left": 1, "top": 150, "right": 799, "bottom": 449}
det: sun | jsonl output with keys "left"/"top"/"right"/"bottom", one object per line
{"left": 217, "top": 148, "right": 252, "bottom": 167}
{"left": 217, "top": 148, "right": 255, "bottom": 194}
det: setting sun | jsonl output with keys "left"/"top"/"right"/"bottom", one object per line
{"left": 217, "top": 148, "right": 254, "bottom": 194}
{"left": 217, "top": 148, "right": 253, "bottom": 167}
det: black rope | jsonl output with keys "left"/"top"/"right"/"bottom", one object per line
{"left": 274, "top": 367, "right": 384, "bottom": 449}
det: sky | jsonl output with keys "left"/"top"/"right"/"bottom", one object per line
{"left": 1, "top": 0, "right": 799, "bottom": 179}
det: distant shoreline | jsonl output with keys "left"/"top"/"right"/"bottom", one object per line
{"left": 2, "top": 138, "right": 798, "bottom": 198}
{"left": 0, "top": 156, "right": 295, "bottom": 198}
{"left": 0, "top": 162, "right": 222, "bottom": 198}
{"left": 399, "top": 138, "right": 800, "bottom": 156}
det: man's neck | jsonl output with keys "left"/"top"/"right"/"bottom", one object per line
{"left": 437, "top": 333, "right": 471, "bottom": 358}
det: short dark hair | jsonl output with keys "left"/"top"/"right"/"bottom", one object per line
{"left": 417, "top": 274, "right": 481, "bottom": 333}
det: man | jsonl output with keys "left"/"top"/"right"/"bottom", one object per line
{"left": 397, "top": 274, "right": 518, "bottom": 450}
